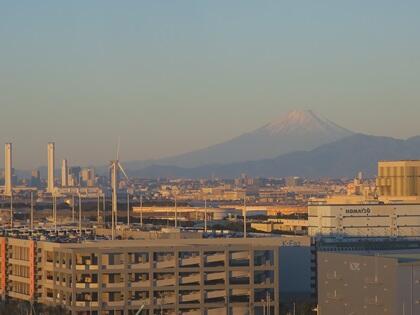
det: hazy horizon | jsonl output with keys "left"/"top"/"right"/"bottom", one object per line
{"left": 1, "top": 1, "right": 420, "bottom": 169}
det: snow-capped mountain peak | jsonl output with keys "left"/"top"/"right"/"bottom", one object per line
{"left": 263, "top": 109, "right": 352, "bottom": 136}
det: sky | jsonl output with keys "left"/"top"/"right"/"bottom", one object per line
{"left": 1, "top": 1, "right": 420, "bottom": 169}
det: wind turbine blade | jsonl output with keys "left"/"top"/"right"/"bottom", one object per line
{"left": 118, "top": 162, "right": 129, "bottom": 181}
{"left": 135, "top": 304, "right": 145, "bottom": 315}
{"left": 116, "top": 137, "right": 121, "bottom": 161}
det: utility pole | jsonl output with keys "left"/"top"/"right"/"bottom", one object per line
{"left": 30, "top": 191, "right": 34, "bottom": 230}
{"left": 10, "top": 192, "right": 13, "bottom": 228}
{"left": 127, "top": 190, "right": 130, "bottom": 226}
{"left": 174, "top": 194, "right": 177, "bottom": 228}
{"left": 243, "top": 195, "right": 247, "bottom": 239}
{"left": 53, "top": 195, "right": 57, "bottom": 233}
{"left": 204, "top": 199, "right": 207, "bottom": 233}
{"left": 97, "top": 193, "right": 100, "bottom": 224}
{"left": 103, "top": 193, "right": 106, "bottom": 225}
{"left": 140, "top": 194, "right": 143, "bottom": 227}
{"left": 72, "top": 194, "right": 75, "bottom": 224}
{"left": 78, "top": 192, "right": 82, "bottom": 236}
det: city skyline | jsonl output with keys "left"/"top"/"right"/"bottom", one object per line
{"left": 2, "top": 108, "right": 420, "bottom": 171}
{"left": 1, "top": 1, "right": 420, "bottom": 169}
{"left": 1, "top": 110, "right": 420, "bottom": 173}
{"left": 3, "top": 2, "right": 420, "bottom": 315}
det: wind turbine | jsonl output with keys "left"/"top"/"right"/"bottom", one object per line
{"left": 135, "top": 304, "right": 145, "bottom": 315}
{"left": 110, "top": 139, "right": 130, "bottom": 240}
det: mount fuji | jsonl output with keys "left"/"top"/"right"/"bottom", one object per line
{"left": 124, "top": 110, "right": 354, "bottom": 170}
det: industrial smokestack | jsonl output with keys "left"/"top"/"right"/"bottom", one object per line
{"left": 4, "top": 143, "right": 12, "bottom": 196}
{"left": 61, "top": 159, "right": 68, "bottom": 187}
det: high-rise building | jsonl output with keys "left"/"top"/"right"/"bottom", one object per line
{"left": 81, "top": 167, "right": 95, "bottom": 187}
{"left": 68, "top": 166, "right": 81, "bottom": 187}
{"left": 30, "top": 169, "right": 41, "bottom": 188}
{"left": 61, "top": 159, "right": 68, "bottom": 187}
{"left": 376, "top": 160, "right": 420, "bottom": 199}
{"left": 47, "top": 142, "right": 55, "bottom": 193}
{"left": 4, "top": 143, "right": 12, "bottom": 196}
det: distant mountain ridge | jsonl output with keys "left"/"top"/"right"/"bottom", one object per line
{"left": 15, "top": 111, "right": 420, "bottom": 180}
{"left": 123, "top": 110, "right": 353, "bottom": 170}
{"left": 129, "top": 134, "right": 420, "bottom": 179}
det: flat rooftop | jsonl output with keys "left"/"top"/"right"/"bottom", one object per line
{"left": 0, "top": 226, "right": 311, "bottom": 248}
{"left": 379, "top": 253, "right": 420, "bottom": 263}
{"left": 53, "top": 236, "right": 303, "bottom": 249}
{"left": 322, "top": 249, "right": 420, "bottom": 264}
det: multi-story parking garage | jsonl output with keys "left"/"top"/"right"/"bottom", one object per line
{"left": 0, "top": 236, "right": 293, "bottom": 315}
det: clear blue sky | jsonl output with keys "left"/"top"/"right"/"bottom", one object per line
{"left": 1, "top": 1, "right": 420, "bottom": 169}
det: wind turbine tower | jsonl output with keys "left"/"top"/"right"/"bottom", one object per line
{"left": 110, "top": 141, "right": 130, "bottom": 240}
{"left": 110, "top": 160, "right": 118, "bottom": 240}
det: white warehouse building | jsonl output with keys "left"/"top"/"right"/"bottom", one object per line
{"left": 308, "top": 202, "right": 420, "bottom": 238}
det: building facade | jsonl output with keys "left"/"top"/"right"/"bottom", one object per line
{"left": 377, "top": 160, "right": 420, "bottom": 199}
{"left": 308, "top": 202, "right": 420, "bottom": 238}
{"left": 318, "top": 250, "right": 420, "bottom": 315}
{"left": 0, "top": 237, "right": 284, "bottom": 315}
